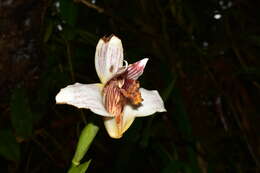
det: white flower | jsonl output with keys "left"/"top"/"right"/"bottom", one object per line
{"left": 55, "top": 35, "right": 166, "bottom": 138}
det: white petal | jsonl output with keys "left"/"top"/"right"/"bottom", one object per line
{"left": 123, "top": 88, "right": 166, "bottom": 117}
{"left": 55, "top": 83, "right": 112, "bottom": 117}
{"left": 103, "top": 113, "right": 135, "bottom": 139}
{"left": 95, "top": 35, "right": 124, "bottom": 84}
{"left": 126, "top": 58, "right": 149, "bottom": 80}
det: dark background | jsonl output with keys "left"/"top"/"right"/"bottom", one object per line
{"left": 0, "top": 0, "right": 259, "bottom": 172}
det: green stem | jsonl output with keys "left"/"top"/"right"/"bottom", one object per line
{"left": 71, "top": 123, "right": 99, "bottom": 166}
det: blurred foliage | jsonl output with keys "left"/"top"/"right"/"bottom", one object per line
{"left": 0, "top": 0, "right": 259, "bottom": 172}
{"left": 11, "top": 88, "right": 33, "bottom": 139}
{"left": 0, "top": 130, "right": 20, "bottom": 162}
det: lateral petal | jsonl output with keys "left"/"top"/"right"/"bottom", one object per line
{"left": 55, "top": 83, "right": 112, "bottom": 117}
{"left": 95, "top": 35, "right": 124, "bottom": 84}
{"left": 123, "top": 88, "right": 166, "bottom": 117}
{"left": 126, "top": 58, "right": 148, "bottom": 80}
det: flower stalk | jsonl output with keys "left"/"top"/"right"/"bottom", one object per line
{"left": 71, "top": 123, "right": 99, "bottom": 166}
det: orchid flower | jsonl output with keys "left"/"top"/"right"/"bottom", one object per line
{"left": 55, "top": 35, "right": 166, "bottom": 139}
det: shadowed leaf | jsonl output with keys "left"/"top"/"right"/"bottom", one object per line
{"left": 11, "top": 88, "right": 33, "bottom": 138}
{"left": 0, "top": 130, "right": 20, "bottom": 161}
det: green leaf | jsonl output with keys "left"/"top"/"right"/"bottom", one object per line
{"left": 68, "top": 160, "right": 91, "bottom": 173}
{"left": 162, "top": 160, "right": 187, "bottom": 173}
{"left": 162, "top": 77, "right": 177, "bottom": 102}
{"left": 11, "top": 88, "right": 33, "bottom": 138}
{"left": 44, "top": 20, "right": 53, "bottom": 43}
{"left": 76, "top": 29, "right": 98, "bottom": 46}
{"left": 139, "top": 118, "right": 153, "bottom": 148}
{"left": 172, "top": 88, "right": 200, "bottom": 173}
{"left": 249, "top": 35, "right": 260, "bottom": 47}
{"left": 72, "top": 123, "right": 99, "bottom": 166}
{"left": 59, "top": 0, "right": 78, "bottom": 26}
{"left": 61, "top": 26, "right": 77, "bottom": 41}
{"left": 0, "top": 130, "right": 20, "bottom": 161}
{"left": 173, "top": 88, "right": 192, "bottom": 138}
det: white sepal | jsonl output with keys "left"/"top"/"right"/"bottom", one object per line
{"left": 55, "top": 83, "right": 112, "bottom": 117}
{"left": 95, "top": 36, "right": 124, "bottom": 84}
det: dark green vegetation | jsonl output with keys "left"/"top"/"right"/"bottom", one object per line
{"left": 0, "top": 0, "right": 259, "bottom": 172}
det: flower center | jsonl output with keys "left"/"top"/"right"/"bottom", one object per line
{"left": 103, "top": 75, "right": 143, "bottom": 123}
